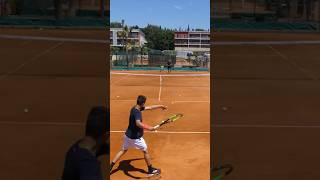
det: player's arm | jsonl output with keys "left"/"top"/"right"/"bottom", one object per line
{"left": 135, "top": 120, "right": 155, "bottom": 131}
{"left": 144, "top": 105, "right": 167, "bottom": 111}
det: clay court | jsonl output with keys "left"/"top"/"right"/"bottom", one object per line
{"left": 110, "top": 71, "right": 210, "bottom": 179}
{"left": 0, "top": 28, "right": 107, "bottom": 180}
{"left": 213, "top": 32, "right": 320, "bottom": 179}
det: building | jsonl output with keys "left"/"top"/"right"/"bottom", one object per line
{"left": 212, "top": 0, "right": 320, "bottom": 22}
{"left": 174, "top": 30, "right": 210, "bottom": 53}
{"left": 110, "top": 28, "right": 147, "bottom": 47}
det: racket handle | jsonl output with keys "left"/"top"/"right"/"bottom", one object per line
{"left": 154, "top": 125, "right": 160, "bottom": 129}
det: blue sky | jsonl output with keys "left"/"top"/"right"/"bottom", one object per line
{"left": 110, "top": 0, "right": 210, "bottom": 30}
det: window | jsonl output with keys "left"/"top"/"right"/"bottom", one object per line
{"left": 201, "top": 40, "right": 210, "bottom": 44}
{"left": 190, "top": 34, "right": 200, "bottom": 38}
{"left": 189, "top": 39, "right": 201, "bottom": 44}
{"left": 201, "top": 34, "right": 210, "bottom": 39}
{"left": 175, "top": 33, "right": 188, "bottom": 38}
{"left": 175, "top": 39, "right": 188, "bottom": 44}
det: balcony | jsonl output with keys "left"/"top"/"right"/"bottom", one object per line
{"left": 189, "top": 35, "right": 201, "bottom": 38}
{"left": 201, "top": 36, "right": 210, "bottom": 40}
{"left": 175, "top": 44, "right": 189, "bottom": 47}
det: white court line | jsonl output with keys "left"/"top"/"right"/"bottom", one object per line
{"left": 267, "top": 45, "right": 318, "bottom": 80}
{"left": 110, "top": 100, "right": 210, "bottom": 103}
{"left": 213, "top": 124, "right": 320, "bottom": 128}
{"left": 172, "top": 100, "right": 210, "bottom": 103}
{"left": 111, "top": 74, "right": 130, "bottom": 85}
{"left": 0, "top": 34, "right": 107, "bottom": 44}
{"left": 110, "top": 130, "right": 210, "bottom": 134}
{"left": 214, "top": 40, "right": 320, "bottom": 45}
{"left": 0, "top": 121, "right": 210, "bottom": 134}
{"left": 0, "top": 121, "right": 83, "bottom": 126}
{"left": 111, "top": 99, "right": 135, "bottom": 102}
{"left": 3, "top": 121, "right": 318, "bottom": 129}
{"left": 0, "top": 41, "right": 64, "bottom": 80}
{"left": 111, "top": 72, "right": 210, "bottom": 77}
{"left": 158, "top": 75, "right": 162, "bottom": 101}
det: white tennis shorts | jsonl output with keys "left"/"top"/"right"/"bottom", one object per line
{"left": 122, "top": 134, "right": 148, "bottom": 152}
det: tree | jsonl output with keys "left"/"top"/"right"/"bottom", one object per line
{"left": 139, "top": 45, "right": 149, "bottom": 65}
{"left": 142, "top": 24, "right": 174, "bottom": 50}
{"left": 141, "top": 45, "right": 149, "bottom": 55}
{"left": 111, "top": 46, "right": 121, "bottom": 54}
{"left": 132, "top": 25, "right": 139, "bottom": 29}
{"left": 117, "top": 25, "right": 133, "bottom": 69}
{"left": 111, "top": 22, "right": 122, "bottom": 28}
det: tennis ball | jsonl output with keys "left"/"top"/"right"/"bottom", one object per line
{"left": 24, "top": 108, "right": 29, "bottom": 113}
{"left": 221, "top": 106, "right": 228, "bottom": 111}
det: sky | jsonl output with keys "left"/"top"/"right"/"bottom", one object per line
{"left": 110, "top": 0, "right": 210, "bottom": 30}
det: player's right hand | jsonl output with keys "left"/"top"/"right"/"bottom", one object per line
{"left": 160, "top": 105, "right": 167, "bottom": 110}
{"left": 150, "top": 125, "right": 159, "bottom": 131}
{"left": 150, "top": 127, "right": 156, "bottom": 131}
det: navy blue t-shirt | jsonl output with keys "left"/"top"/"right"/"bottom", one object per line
{"left": 125, "top": 107, "right": 144, "bottom": 139}
{"left": 62, "top": 140, "right": 102, "bottom": 180}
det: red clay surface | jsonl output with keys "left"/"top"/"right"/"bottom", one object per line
{"left": 0, "top": 28, "right": 107, "bottom": 180}
{"left": 110, "top": 71, "right": 210, "bottom": 179}
{"left": 213, "top": 32, "right": 320, "bottom": 179}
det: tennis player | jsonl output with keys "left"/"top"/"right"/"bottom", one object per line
{"left": 110, "top": 95, "right": 167, "bottom": 176}
{"left": 62, "top": 106, "right": 109, "bottom": 180}
{"left": 167, "top": 60, "right": 172, "bottom": 73}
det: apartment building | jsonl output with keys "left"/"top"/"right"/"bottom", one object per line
{"left": 110, "top": 28, "right": 147, "bottom": 47}
{"left": 174, "top": 30, "right": 210, "bottom": 52}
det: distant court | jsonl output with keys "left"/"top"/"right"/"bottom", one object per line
{"left": 213, "top": 31, "right": 320, "bottom": 180}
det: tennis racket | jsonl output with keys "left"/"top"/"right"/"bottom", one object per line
{"left": 154, "top": 113, "right": 183, "bottom": 129}
{"left": 212, "top": 164, "right": 234, "bottom": 180}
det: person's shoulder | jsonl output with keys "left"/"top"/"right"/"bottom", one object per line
{"left": 66, "top": 140, "right": 95, "bottom": 160}
{"left": 131, "top": 106, "right": 139, "bottom": 111}
{"left": 132, "top": 108, "right": 141, "bottom": 113}
{"left": 130, "top": 106, "right": 137, "bottom": 111}
{"left": 65, "top": 140, "right": 80, "bottom": 155}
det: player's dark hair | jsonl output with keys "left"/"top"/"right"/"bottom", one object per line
{"left": 137, "top": 95, "right": 147, "bottom": 106}
{"left": 85, "top": 106, "right": 109, "bottom": 139}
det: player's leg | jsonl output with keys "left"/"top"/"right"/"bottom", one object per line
{"left": 110, "top": 135, "right": 130, "bottom": 171}
{"left": 143, "top": 150, "right": 152, "bottom": 166}
{"left": 110, "top": 149, "right": 127, "bottom": 171}
{"left": 136, "top": 138, "right": 161, "bottom": 175}
{"left": 143, "top": 150, "right": 161, "bottom": 175}
{"left": 111, "top": 149, "right": 127, "bottom": 165}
